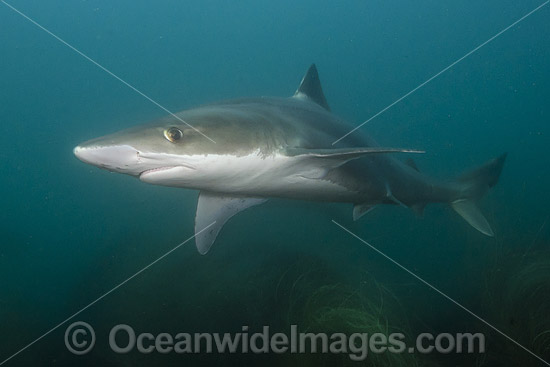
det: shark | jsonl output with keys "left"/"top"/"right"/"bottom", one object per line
{"left": 74, "top": 64, "right": 506, "bottom": 254}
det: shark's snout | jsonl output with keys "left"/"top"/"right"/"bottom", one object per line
{"left": 73, "top": 144, "right": 141, "bottom": 174}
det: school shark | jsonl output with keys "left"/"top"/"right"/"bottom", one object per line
{"left": 74, "top": 64, "right": 506, "bottom": 254}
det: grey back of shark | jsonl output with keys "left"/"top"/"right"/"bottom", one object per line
{"left": 74, "top": 64, "right": 506, "bottom": 254}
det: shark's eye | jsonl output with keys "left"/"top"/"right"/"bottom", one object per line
{"left": 164, "top": 127, "right": 183, "bottom": 142}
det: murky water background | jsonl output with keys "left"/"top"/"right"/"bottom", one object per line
{"left": 1, "top": 1, "right": 549, "bottom": 365}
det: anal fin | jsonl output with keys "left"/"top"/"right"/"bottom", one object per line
{"left": 410, "top": 203, "right": 426, "bottom": 218}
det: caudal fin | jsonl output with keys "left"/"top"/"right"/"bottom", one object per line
{"left": 450, "top": 153, "right": 507, "bottom": 237}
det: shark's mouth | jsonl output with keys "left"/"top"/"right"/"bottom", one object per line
{"left": 140, "top": 166, "right": 176, "bottom": 176}
{"left": 139, "top": 165, "right": 195, "bottom": 184}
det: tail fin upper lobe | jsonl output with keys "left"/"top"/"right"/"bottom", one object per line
{"left": 451, "top": 153, "right": 507, "bottom": 236}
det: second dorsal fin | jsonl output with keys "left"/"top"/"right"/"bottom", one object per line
{"left": 293, "top": 64, "right": 330, "bottom": 111}
{"left": 406, "top": 158, "right": 420, "bottom": 172}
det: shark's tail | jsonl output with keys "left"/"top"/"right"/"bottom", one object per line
{"left": 450, "top": 153, "right": 507, "bottom": 236}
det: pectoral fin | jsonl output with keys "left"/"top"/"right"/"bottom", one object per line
{"left": 195, "top": 192, "right": 267, "bottom": 254}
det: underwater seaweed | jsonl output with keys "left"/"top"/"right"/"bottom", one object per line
{"left": 280, "top": 267, "right": 426, "bottom": 366}
{"left": 479, "top": 244, "right": 550, "bottom": 366}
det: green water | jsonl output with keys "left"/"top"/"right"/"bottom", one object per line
{"left": 1, "top": 1, "right": 549, "bottom": 366}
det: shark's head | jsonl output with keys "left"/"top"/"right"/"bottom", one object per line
{"left": 74, "top": 122, "right": 191, "bottom": 175}
{"left": 73, "top": 106, "right": 289, "bottom": 189}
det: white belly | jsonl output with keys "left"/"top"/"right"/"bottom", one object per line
{"left": 139, "top": 150, "right": 356, "bottom": 201}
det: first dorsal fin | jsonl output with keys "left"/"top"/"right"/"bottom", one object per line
{"left": 293, "top": 64, "right": 330, "bottom": 111}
